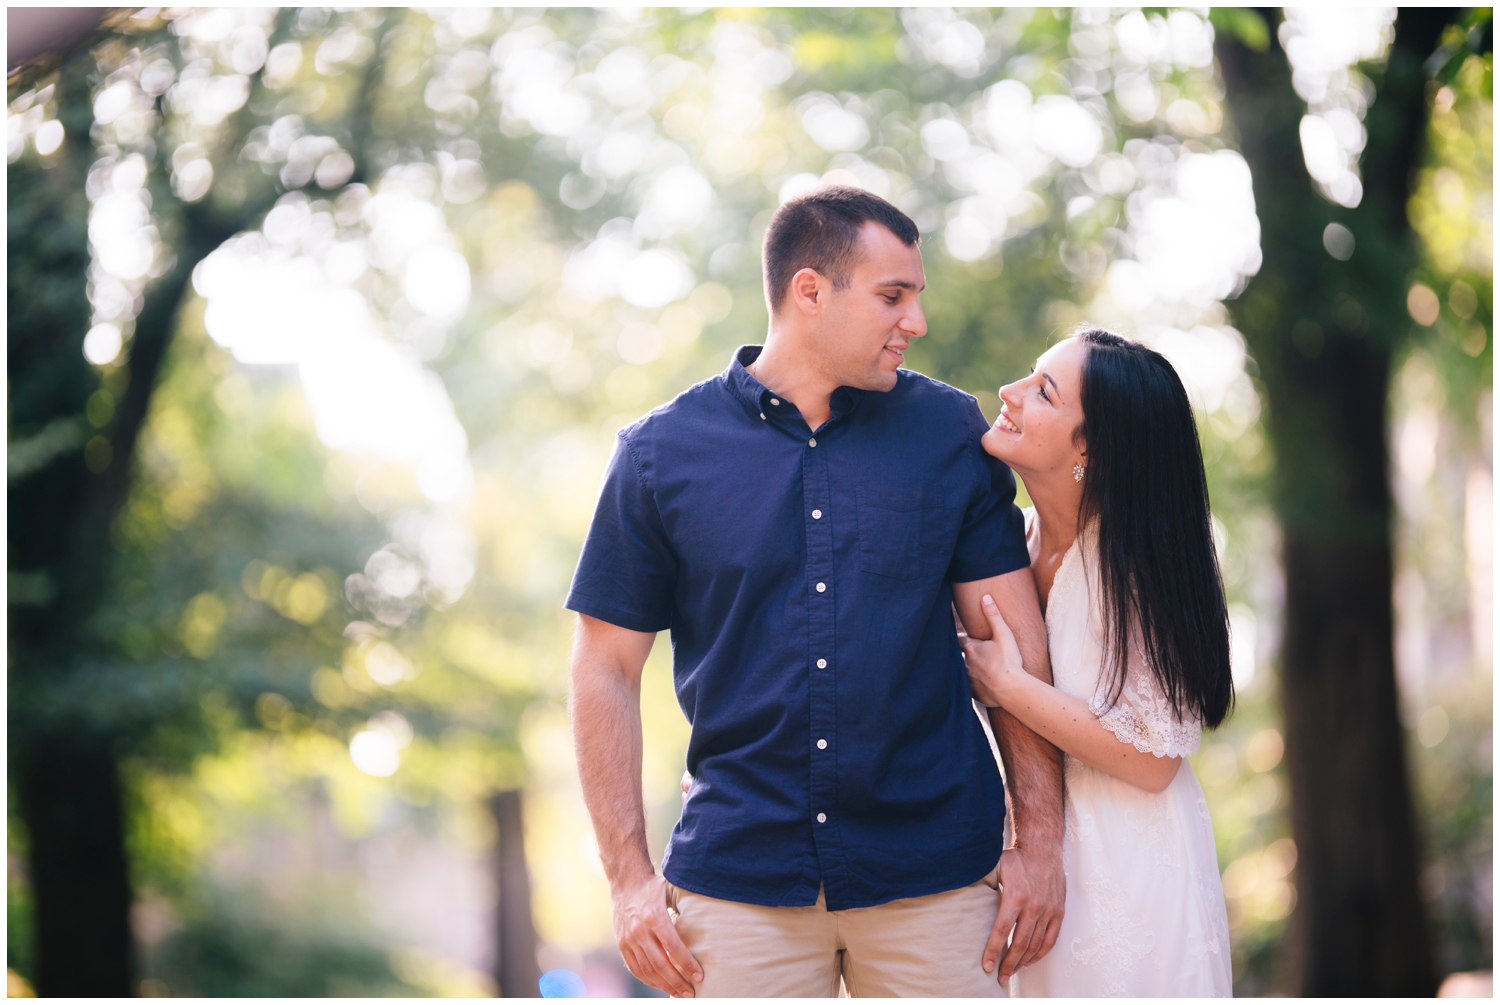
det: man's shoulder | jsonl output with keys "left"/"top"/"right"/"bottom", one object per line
{"left": 889, "top": 369, "right": 983, "bottom": 424}
{"left": 619, "top": 371, "right": 734, "bottom": 447}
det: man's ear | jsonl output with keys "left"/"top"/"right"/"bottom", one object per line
{"left": 789, "top": 267, "right": 823, "bottom": 316}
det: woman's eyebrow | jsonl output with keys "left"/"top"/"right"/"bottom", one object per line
{"left": 1041, "top": 371, "right": 1062, "bottom": 400}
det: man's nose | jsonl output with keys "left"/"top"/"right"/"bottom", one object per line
{"left": 900, "top": 303, "right": 928, "bottom": 339}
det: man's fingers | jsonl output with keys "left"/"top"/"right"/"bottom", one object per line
{"left": 1014, "top": 909, "right": 1050, "bottom": 970}
{"left": 1041, "top": 913, "right": 1063, "bottom": 955}
{"left": 1023, "top": 914, "right": 1063, "bottom": 968}
{"left": 619, "top": 945, "right": 644, "bottom": 982}
{"left": 998, "top": 912, "right": 1039, "bottom": 980}
{"left": 636, "top": 936, "right": 695, "bottom": 998}
{"left": 651, "top": 913, "right": 705, "bottom": 984}
{"left": 981, "top": 917, "right": 1009, "bottom": 976}
{"left": 620, "top": 944, "right": 659, "bottom": 992}
{"left": 983, "top": 892, "right": 1021, "bottom": 975}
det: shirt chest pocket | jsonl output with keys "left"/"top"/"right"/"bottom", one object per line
{"left": 855, "top": 481, "right": 960, "bottom": 581}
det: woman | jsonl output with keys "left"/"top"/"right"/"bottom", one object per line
{"left": 962, "top": 328, "right": 1234, "bottom": 997}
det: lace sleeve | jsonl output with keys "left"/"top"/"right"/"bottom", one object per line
{"left": 1087, "top": 620, "right": 1202, "bottom": 759}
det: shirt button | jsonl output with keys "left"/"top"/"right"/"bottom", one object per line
{"left": 816, "top": 582, "right": 826, "bottom": 593}
{"left": 811, "top": 509, "right": 822, "bottom": 519}
{"left": 816, "top": 812, "right": 827, "bottom": 823}
{"left": 816, "top": 658, "right": 827, "bottom": 668}
{"left": 769, "top": 397, "right": 780, "bottom": 406}
{"left": 808, "top": 437, "right": 817, "bottom": 447}
{"left": 817, "top": 739, "right": 828, "bottom": 750}
{"left": 760, "top": 412, "right": 766, "bottom": 420}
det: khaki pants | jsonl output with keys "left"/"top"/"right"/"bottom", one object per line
{"left": 666, "top": 863, "right": 1006, "bottom": 998}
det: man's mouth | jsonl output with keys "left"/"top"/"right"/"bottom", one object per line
{"left": 995, "top": 410, "right": 1020, "bottom": 434}
{"left": 884, "top": 345, "right": 906, "bottom": 363}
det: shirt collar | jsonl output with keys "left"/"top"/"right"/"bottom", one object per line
{"left": 725, "top": 344, "right": 865, "bottom": 425}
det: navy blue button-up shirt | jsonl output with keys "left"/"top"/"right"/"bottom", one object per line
{"left": 566, "top": 345, "right": 1030, "bottom": 910}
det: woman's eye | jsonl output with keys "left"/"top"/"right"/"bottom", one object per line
{"left": 1038, "top": 386, "right": 1050, "bottom": 403}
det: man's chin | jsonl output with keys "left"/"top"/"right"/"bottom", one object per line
{"left": 850, "top": 366, "right": 901, "bottom": 392}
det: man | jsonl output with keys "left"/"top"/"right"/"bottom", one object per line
{"left": 566, "top": 187, "right": 1064, "bottom": 997}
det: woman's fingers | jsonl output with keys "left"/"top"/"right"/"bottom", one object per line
{"left": 980, "top": 594, "right": 1015, "bottom": 643}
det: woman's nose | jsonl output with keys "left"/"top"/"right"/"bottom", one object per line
{"left": 998, "top": 381, "right": 1021, "bottom": 407}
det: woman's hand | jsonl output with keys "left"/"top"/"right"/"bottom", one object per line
{"left": 960, "top": 593, "right": 1030, "bottom": 708}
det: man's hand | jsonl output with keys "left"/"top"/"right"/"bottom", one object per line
{"left": 983, "top": 847, "right": 1065, "bottom": 982}
{"left": 570, "top": 615, "right": 702, "bottom": 997}
{"left": 613, "top": 873, "right": 703, "bottom": 998}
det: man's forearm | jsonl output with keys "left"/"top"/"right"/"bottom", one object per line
{"left": 992, "top": 599, "right": 1063, "bottom": 854}
{"left": 956, "top": 571, "right": 1064, "bottom": 854}
{"left": 991, "top": 704, "right": 1064, "bottom": 850}
{"left": 571, "top": 652, "right": 655, "bottom": 889}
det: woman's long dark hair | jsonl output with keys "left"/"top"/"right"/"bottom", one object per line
{"left": 1075, "top": 328, "right": 1233, "bottom": 728}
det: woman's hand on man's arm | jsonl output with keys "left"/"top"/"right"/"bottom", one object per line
{"left": 962, "top": 597, "right": 1183, "bottom": 795}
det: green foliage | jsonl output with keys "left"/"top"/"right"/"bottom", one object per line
{"left": 1427, "top": 9, "right": 1494, "bottom": 85}
{"left": 142, "top": 895, "right": 426, "bottom": 997}
{"left": 1208, "top": 9, "right": 1270, "bottom": 54}
{"left": 7, "top": 816, "right": 36, "bottom": 987}
{"left": 6, "top": 5, "right": 1490, "bottom": 991}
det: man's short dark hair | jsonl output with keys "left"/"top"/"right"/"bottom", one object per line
{"left": 762, "top": 186, "right": 920, "bottom": 312}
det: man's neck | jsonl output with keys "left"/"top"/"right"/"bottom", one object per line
{"left": 748, "top": 335, "right": 836, "bottom": 431}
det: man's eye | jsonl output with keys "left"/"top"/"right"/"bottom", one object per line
{"left": 883, "top": 294, "right": 899, "bottom": 304}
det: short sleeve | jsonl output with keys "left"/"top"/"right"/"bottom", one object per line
{"left": 947, "top": 398, "right": 1031, "bottom": 583}
{"left": 564, "top": 432, "right": 677, "bottom": 633}
{"left": 1089, "top": 619, "right": 1202, "bottom": 758}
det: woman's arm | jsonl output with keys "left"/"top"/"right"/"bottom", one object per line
{"left": 961, "top": 594, "right": 1182, "bottom": 794}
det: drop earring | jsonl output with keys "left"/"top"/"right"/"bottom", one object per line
{"left": 1073, "top": 462, "right": 1085, "bottom": 482}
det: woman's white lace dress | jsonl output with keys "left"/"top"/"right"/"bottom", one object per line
{"left": 1012, "top": 514, "right": 1232, "bottom": 997}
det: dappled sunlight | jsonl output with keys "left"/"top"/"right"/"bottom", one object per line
{"left": 1280, "top": 7, "right": 1396, "bottom": 208}
{"left": 7, "top": 6, "right": 1489, "bottom": 998}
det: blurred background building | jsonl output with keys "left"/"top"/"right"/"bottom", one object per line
{"left": 7, "top": 7, "right": 1491, "bottom": 998}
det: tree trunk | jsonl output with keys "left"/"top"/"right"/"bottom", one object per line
{"left": 490, "top": 790, "right": 542, "bottom": 998}
{"left": 9, "top": 18, "right": 302, "bottom": 988}
{"left": 16, "top": 737, "right": 132, "bottom": 996}
{"left": 1217, "top": 9, "right": 1452, "bottom": 995}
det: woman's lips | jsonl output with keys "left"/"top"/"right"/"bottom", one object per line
{"left": 995, "top": 410, "right": 1021, "bottom": 433}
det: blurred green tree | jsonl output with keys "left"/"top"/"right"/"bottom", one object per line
{"left": 1216, "top": 7, "right": 1490, "bottom": 994}
{"left": 7, "top": 7, "right": 1489, "bottom": 998}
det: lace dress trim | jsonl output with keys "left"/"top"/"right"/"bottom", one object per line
{"left": 1065, "top": 530, "right": 1202, "bottom": 760}
{"left": 1088, "top": 634, "right": 1202, "bottom": 758}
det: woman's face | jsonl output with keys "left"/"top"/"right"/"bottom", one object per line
{"left": 981, "top": 336, "right": 1087, "bottom": 479}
